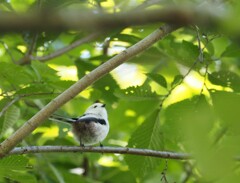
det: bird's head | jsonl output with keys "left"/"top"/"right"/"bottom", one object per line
{"left": 85, "top": 102, "right": 108, "bottom": 119}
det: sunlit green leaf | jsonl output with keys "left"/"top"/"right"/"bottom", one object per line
{"left": 31, "top": 61, "right": 59, "bottom": 82}
{"left": 208, "top": 71, "right": 240, "bottom": 92}
{"left": 171, "top": 74, "right": 183, "bottom": 87}
{"left": 115, "top": 84, "right": 161, "bottom": 101}
{"left": 75, "top": 59, "right": 120, "bottom": 102}
{"left": 146, "top": 73, "right": 167, "bottom": 88}
{"left": 16, "top": 84, "right": 56, "bottom": 99}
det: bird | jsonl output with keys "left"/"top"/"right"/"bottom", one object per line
{"left": 49, "top": 102, "right": 109, "bottom": 147}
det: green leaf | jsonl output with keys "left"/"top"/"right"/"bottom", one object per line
{"left": 221, "top": 43, "right": 240, "bottom": 57}
{"left": 205, "top": 41, "right": 215, "bottom": 55}
{"left": 16, "top": 84, "right": 55, "bottom": 98}
{"left": 0, "top": 62, "right": 32, "bottom": 90}
{"left": 163, "top": 96, "right": 233, "bottom": 182}
{"left": 75, "top": 59, "right": 120, "bottom": 102}
{"left": 159, "top": 39, "right": 199, "bottom": 67}
{"left": 146, "top": 73, "right": 167, "bottom": 88}
{"left": 125, "top": 110, "right": 163, "bottom": 179}
{"left": 129, "top": 47, "right": 164, "bottom": 65}
{"left": 31, "top": 61, "right": 59, "bottom": 82}
{"left": 208, "top": 71, "right": 240, "bottom": 92}
{"left": 179, "top": 40, "right": 199, "bottom": 62}
{"left": 0, "top": 155, "right": 28, "bottom": 170}
{"left": 0, "top": 155, "right": 37, "bottom": 183}
{"left": 211, "top": 90, "right": 240, "bottom": 134}
{"left": 171, "top": 75, "right": 183, "bottom": 87}
{"left": 1, "top": 105, "right": 20, "bottom": 137}
{"left": 164, "top": 96, "right": 214, "bottom": 146}
{"left": 113, "top": 33, "right": 141, "bottom": 44}
{"left": 114, "top": 84, "right": 161, "bottom": 101}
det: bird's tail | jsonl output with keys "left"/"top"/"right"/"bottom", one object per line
{"left": 49, "top": 114, "right": 76, "bottom": 124}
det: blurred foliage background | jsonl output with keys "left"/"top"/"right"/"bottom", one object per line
{"left": 0, "top": 0, "right": 240, "bottom": 182}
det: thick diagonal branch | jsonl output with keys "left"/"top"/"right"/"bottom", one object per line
{"left": 0, "top": 23, "right": 181, "bottom": 158}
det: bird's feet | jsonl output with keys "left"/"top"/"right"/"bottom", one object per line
{"left": 80, "top": 143, "right": 85, "bottom": 154}
{"left": 99, "top": 142, "right": 104, "bottom": 154}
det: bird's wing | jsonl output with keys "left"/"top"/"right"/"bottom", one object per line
{"left": 50, "top": 114, "right": 107, "bottom": 125}
{"left": 49, "top": 114, "right": 76, "bottom": 124}
{"left": 75, "top": 115, "right": 107, "bottom": 125}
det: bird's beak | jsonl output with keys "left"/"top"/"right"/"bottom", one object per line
{"left": 94, "top": 100, "right": 100, "bottom": 103}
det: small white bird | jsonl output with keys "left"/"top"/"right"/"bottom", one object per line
{"left": 50, "top": 102, "right": 109, "bottom": 146}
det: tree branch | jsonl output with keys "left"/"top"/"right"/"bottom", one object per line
{"left": 9, "top": 146, "right": 191, "bottom": 160}
{"left": 0, "top": 23, "right": 181, "bottom": 158}
{"left": 18, "top": 32, "right": 39, "bottom": 65}
{"left": 0, "top": 7, "right": 218, "bottom": 32}
{"left": 30, "top": 32, "right": 102, "bottom": 62}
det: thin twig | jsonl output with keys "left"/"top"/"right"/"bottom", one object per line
{"left": 18, "top": 32, "right": 39, "bottom": 65}
{"left": 8, "top": 146, "right": 191, "bottom": 160}
{"left": 199, "top": 64, "right": 209, "bottom": 96}
{"left": 28, "top": 33, "right": 39, "bottom": 55}
{"left": 0, "top": 41, "right": 16, "bottom": 63}
{"left": 195, "top": 25, "right": 204, "bottom": 62}
{"left": 0, "top": 91, "right": 57, "bottom": 118}
{"left": 161, "top": 160, "right": 169, "bottom": 183}
{"left": 0, "top": 91, "right": 61, "bottom": 98}
{"left": 30, "top": 32, "right": 102, "bottom": 62}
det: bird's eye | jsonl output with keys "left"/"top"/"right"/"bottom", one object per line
{"left": 93, "top": 105, "right": 97, "bottom": 108}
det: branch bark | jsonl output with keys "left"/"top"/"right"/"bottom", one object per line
{"left": 0, "top": 23, "right": 181, "bottom": 158}
{"left": 0, "top": 7, "right": 218, "bottom": 32}
{"left": 9, "top": 146, "right": 191, "bottom": 160}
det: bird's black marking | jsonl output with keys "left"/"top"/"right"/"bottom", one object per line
{"left": 71, "top": 117, "right": 79, "bottom": 120}
{"left": 71, "top": 114, "right": 86, "bottom": 121}
{"left": 74, "top": 117, "right": 107, "bottom": 125}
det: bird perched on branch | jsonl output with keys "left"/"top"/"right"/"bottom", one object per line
{"left": 50, "top": 102, "right": 109, "bottom": 147}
